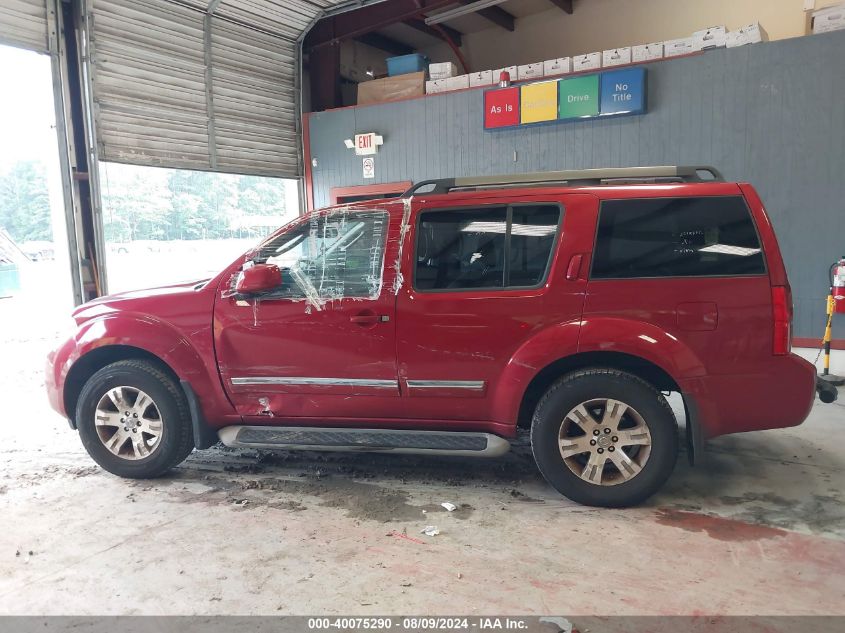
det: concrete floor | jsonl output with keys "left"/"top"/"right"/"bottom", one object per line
{"left": 1, "top": 320, "right": 844, "bottom": 616}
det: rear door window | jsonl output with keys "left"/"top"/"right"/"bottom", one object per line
{"left": 591, "top": 196, "right": 766, "bottom": 279}
{"left": 414, "top": 204, "right": 561, "bottom": 291}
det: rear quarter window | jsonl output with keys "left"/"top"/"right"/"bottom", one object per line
{"left": 591, "top": 196, "right": 766, "bottom": 279}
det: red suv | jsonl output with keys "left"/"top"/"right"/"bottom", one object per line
{"left": 46, "top": 166, "right": 829, "bottom": 507}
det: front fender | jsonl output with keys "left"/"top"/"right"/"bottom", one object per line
{"left": 52, "top": 312, "right": 236, "bottom": 424}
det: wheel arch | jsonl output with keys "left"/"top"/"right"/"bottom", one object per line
{"left": 63, "top": 345, "right": 179, "bottom": 428}
{"left": 516, "top": 351, "right": 681, "bottom": 429}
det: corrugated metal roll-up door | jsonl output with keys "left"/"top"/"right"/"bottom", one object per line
{"left": 210, "top": 19, "right": 296, "bottom": 177}
{"left": 0, "top": 0, "right": 49, "bottom": 53}
{"left": 86, "top": 0, "right": 382, "bottom": 180}
{"left": 90, "top": 0, "right": 211, "bottom": 170}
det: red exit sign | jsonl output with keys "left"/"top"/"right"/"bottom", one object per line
{"left": 484, "top": 87, "right": 520, "bottom": 129}
{"left": 354, "top": 133, "right": 383, "bottom": 155}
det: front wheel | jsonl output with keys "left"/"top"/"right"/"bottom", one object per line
{"left": 530, "top": 368, "right": 678, "bottom": 507}
{"left": 76, "top": 360, "right": 195, "bottom": 478}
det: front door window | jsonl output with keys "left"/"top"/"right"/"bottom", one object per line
{"left": 251, "top": 210, "right": 389, "bottom": 307}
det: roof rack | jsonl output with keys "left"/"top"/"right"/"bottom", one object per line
{"left": 402, "top": 165, "right": 724, "bottom": 197}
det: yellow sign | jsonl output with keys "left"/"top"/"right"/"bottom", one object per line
{"left": 520, "top": 81, "right": 558, "bottom": 124}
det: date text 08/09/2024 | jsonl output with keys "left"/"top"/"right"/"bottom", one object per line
{"left": 307, "top": 617, "right": 546, "bottom": 630}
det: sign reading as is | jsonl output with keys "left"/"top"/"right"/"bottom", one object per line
{"left": 484, "top": 86, "right": 520, "bottom": 129}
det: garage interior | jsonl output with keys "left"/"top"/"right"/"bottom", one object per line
{"left": 1, "top": 0, "right": 845, "bottom": 627}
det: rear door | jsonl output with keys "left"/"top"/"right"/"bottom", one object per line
{"left": 395, "top": 192, "right": 597, "bottom": 425}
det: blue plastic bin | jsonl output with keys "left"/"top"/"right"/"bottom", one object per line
{"left": 386, "top": 54, "right": 430, "bottom": 77}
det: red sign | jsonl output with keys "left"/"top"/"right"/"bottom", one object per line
{"left": 484, "top": 87, "right": 520, "bottom": 129}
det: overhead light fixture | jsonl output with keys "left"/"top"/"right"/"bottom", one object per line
{"left": 425, "top": 0, "right": 510, "bottom": 26}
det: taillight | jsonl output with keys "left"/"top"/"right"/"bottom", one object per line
{"left": 772, "top": 285, "right": 792, "bottom": 355}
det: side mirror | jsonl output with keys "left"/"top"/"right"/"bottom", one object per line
{"left": 235, "top": 263, "right": 282, "bottom": 295}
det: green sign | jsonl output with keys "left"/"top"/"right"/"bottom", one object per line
{"left": 558, "top": 75, "right": 600, "bottom": 119}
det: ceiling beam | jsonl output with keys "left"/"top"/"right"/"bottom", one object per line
{"left": 404, "top": 17, "right": 463, "bottom": 47}
{"left": 305, "top": 0, "right": 460, "bottom": 51}
{"left": 457, "top": 0, "right": 515, "bottom": 32}
{"left": 548, "top": 0, "right": 574, "bottom": 14}
{"left": 355, "top": 33, "right": 415, "bottom": 56}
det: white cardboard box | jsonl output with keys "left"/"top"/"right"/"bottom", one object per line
{"left": 426, "top": 79, "right": 448, "bottom": 94}
{"left": 492, "top": 65, "right": 518, "bottom": 83}
{"left": 543, "top": 57, "right": 571, "bottom": 76}
{"left": 429, "top": 61, "right": 457, "bottom": 79}
{"left": 632, "top": 42, "right": 664, "bottom": 62}
{"left": 572, "top": 52, "right": 601, "bottom": 72}
{"left": 726, "top": 22, "right": 768, "bottom": 48}
{"left": 664, "top": 37, "right": 696, "bottom": 57}
{"left": 517, "top": 62, "right": 544, "bottom": 80}
{"left": 444, "top": 74, "right": 470, "bottom": 91}
{"left": 469, "top": 70, "right": 494, "bottom": 87}
{"left": 813, "top": 4, "right": 845, "bottom": 33}
{"left": 602, "top": 47, "right": 632, "bottom": 67}
{"left": 692, "top": 26, "right": 727, "bottom": 50}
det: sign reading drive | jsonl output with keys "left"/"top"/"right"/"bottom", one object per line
{"left": 483, "top": 67, "right": 646, "bottom": 130}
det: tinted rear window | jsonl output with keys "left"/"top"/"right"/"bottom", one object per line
{"left": 591, "top": 196, "right": 766, "bottom": 279}
{"left": 415, "top": 205, "right": 560, "bottom": 291}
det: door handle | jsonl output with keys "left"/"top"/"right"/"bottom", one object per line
{"left": 350, "top": 312, "right": 389, "bottom": 325}
{"left": 566, "top": 254, "right": 584, "bottom": 281}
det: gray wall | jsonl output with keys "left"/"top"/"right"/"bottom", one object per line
{"left": 307, "top": 31, "right": 845, "bottom": 340}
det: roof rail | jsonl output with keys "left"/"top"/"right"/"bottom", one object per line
{"left": 402, "top": 166, "right": 724, "bottom": 197}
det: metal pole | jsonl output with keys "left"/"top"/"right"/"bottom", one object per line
{"left": 47, "top": 0, "right": 84, "bottom": 306}
{"left": 820, "top": 291, "right": 844, "bottom": 385}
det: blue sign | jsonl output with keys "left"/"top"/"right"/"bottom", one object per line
{"left": 599, "top": 68, "right": 646, "bottom": 116}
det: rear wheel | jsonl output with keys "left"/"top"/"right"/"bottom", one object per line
{"left": 76, "top": 360, "right": 194, "bottom": 478}
{"left": 530, "top": 368, "right": 678, "bottom": 507}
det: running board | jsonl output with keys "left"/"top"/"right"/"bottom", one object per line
{"left": 218, "top": 426, "right": 510, "bottom": 457}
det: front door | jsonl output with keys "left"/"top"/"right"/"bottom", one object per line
{"left": 214, "top": 204, "right": 402, "bottom": 422}
{"left": 395, "top": 193, "right": 596, "bottom": 427}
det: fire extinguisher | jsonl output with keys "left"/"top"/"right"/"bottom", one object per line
{"left": 832, "top": 257, "right": 845, "bottom": 315}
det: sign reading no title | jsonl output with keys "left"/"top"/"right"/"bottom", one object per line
{"left": 484, "top": 67, "right": 646, "bottom": 130}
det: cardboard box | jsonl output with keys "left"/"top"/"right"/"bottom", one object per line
{"left": 572, "top": 52, "right": 601, "bottom": 72}
{"left": 426, "top": 79, "right": 448, "bottom": 94}
{"left": 664, "top": 37, "right": 695, "bottom": 57}
{"left": 543, "top": 57, "right": 571, "bottom": 76}
{"left": 632, "top": 42, "right": 664, "bottom": 62}
{"left": 429, "top": 61, "right": 457, "bottom": 79}
{"left": 602, "top": 47, "right": 632, "bottom": 67}
{"left": 358, "top": 71, "right": 425, "bottom": 105}
{"left": 692, "top": 26, "right": 727, "bottom": 50}
{"left": 813, "top": 4, "right": 845, "bottom": 33}
{"left": 444, "top": 74, "right": 470, "bottom": 91}
{"left": 517, "top": 62, "right": 544, "bottom": 80}
{"left": 492, "top": 65, "right": 518, "bottom": 83}
{"left": 726, "top": 22, "right": 768, "bottom": 48}
{"left": 469, "top": 70, "right": 494, "bottom": 87}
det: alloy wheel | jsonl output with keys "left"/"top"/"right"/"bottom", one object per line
{"left": 558, "top": 398, "right": 652, "bottom": 486}
{"left": 94, "top": 386, "right": 164, "bottom": 460}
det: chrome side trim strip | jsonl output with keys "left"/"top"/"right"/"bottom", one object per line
{"left": 231, "top": 377, "right": 397, "bottom": 388}
{"left": 406, "top": 380, "right": 486, "bottom": 390}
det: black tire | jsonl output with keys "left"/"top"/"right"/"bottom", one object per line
{"left": 76, "top": 360, "right": 194, "bottom": 478}
{"left": 530, "top": 368, "right": 678, "bottom": 507}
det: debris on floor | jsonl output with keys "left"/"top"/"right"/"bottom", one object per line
{"left": 421, "top": 525, "right": 440, "bottom": 536}
{"left": 441, "top": 502, "right": 457, "bottom": 512}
